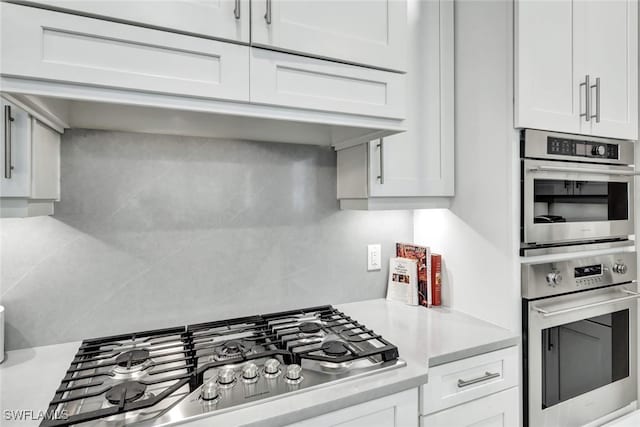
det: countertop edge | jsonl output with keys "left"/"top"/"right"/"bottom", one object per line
{"left": 428, "top": 336, "right": 521, "bottom": 368}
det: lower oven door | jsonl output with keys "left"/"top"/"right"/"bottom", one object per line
{"left": 523, "top": 159, "right": 636, "bottom": 245}
{"left": 526, "top": 283, "right": 639, "bottom": 427}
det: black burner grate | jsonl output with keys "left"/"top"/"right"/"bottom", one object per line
{"left": 40, "top": 306, "right": 399, "bottom": 427}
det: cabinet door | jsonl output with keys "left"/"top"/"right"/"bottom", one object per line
{"left": 515, "top": 0, "right": 582, "bottom": 135}
{"left": 290, "top": 388, "right": 418, "bottom": 427}
{"left": 575, "top": 0, "right": 638, "bottom": 140}
{"left": 0, "top": 3, "right": 250, "bottom": 102}
{"left": 419, "top": 388, "right": 519, "bottom": 427}
{"left": 251, "top": 0, "right": 407, "bottom": 72}
{"left": 0, "top": 99, "right": 31, "bottom": 198}
{"left": 19, "top": 0, "right": 250, "bottom": 43}
{"left": 368, "top": 0, "right": 453, "bottom": 197}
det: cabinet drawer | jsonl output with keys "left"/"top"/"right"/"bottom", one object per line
{"left": 250, "top": 48, "right": 406, "bottom": 120}
{"left": 420, "top": 346, "right": 518, "bottom": 415}
{"left": 0, "top": 3, "right": 249, "bottom": 102}
{"left": 419, "top": 387, "right": 519, "bottom": 427}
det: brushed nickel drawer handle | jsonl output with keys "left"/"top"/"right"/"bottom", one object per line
{"left": 234, "top": 0, "right": 240, "bottom": 19}
{"left": 457, "top": 371, "right": 500, "bottom": 388}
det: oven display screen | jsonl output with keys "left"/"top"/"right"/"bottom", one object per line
{"left": 574, "top": 264, "right": 603, "bottom": 278}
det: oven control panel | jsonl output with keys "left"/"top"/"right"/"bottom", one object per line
{"left": 547, "top": 136, "right": 619, "bottom": 160}
{"left": 522, "top": 252, "right": 637, "bottom": 299}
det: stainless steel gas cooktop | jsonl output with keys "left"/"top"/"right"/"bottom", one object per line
{"left": 41, "top": 305, "right": 405, "bottom": 426}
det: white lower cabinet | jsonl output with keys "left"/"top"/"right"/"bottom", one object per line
{"left": 420, "top": 346, "right": 520, "bottom": 427}
{"left": 0, "top": 97, "right": 61, "bottom": 217}
{"left": 419, "top": 387, "right": 519, "bottom": 427}
{"left": 289, "top": 388, "right": 418, "bottom": 427}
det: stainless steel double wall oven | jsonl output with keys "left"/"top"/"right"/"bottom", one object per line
{"left": 521, "top": 130, "right": 640, "bottom": 427}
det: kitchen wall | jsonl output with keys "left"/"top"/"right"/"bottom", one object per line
{"left": 414, "top": 0, "right": 520, "bottom": 331}
{"left": 0, "top": 129, "right": 412, "bottom": 350}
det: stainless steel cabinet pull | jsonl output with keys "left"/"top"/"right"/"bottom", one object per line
{"left": 457, "top": 371, "right": 500, "bottom": 388}
{"left": 527, "top": 165, "right": 640, "bottom": 176}
{"left": 234, "top": 0, "right": 240, "bottom": 19}
{"left": 580, "top": 75, "right": 591, "bottom": 122}
{"left": 533, "top": 289, "right": 640, "bottom": 318}
{"left": 590, "top": 77, "right": 600, "bottom": 123}
{"left": 376, "top": 139, "right": 384, "bottom": 184}
{"left": 264, "top": 0, "right": 272, "bottom": 24}
{"left": 4, "top": 105, "right": 14, "bottom": 179}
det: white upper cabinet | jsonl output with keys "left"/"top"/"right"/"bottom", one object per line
{"left": 0, "top": 96, "right": 61, "bottom": 217}
{"left": 1, "top": 2, "right": 408, "bottom": 148}
{"left": 1, "top": 3, "right": 250, "bottom": 102}
{"left": 250, "top": 48, "right": 406, "bottom": 119}
{"left": 574, "top": 0, "right": 638, "bottom": 140}
{"left": 0, "top": 99, "right": 31, "bottom": 198}
{"left": 336, "top": 0, "right": 454, "bottom": 210}
{"left": 516, "top": 0, "right": 578, "bottom": 135}
{"left": 516, "top": 0, "right": 638, "bottom": 141}
{"left": 251, "top": 0, "right": 408, "bottom": 72}
{"left": 17, "top": 0, "right": 250, "bottom": 43}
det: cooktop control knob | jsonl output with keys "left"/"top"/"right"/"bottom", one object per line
{"left": 264, "top": 358, "right": 281, "bottom": 377}
{"left": 242, "top": 362, "right": 259, "bottom": 383}
{"left": 613, "top": 263, "right": 628, "bottom": 274}
{"left": 217, "top": 368, "right": 236, "bottom": 386}
{"left": 285, "top": 364, "right": 303, "bottom": 384}
{"left": 201, "top": 380, "right": 219, "bottom": 401}
{"left": 546, "top": 272, "right": 562, "bottom": 286}
{"left": 592, "top": 145, "right": 606, "bottom": 156}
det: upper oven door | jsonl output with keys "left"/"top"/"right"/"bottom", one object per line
{"left": 523, "top": 159, "right": 636, "bottom": 245}
{"left": 527, "top": 283, "right": 639, "bottom": 427}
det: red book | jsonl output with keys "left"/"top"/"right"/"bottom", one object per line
{"left": 396, "top": 243, "right": 430, "bottom": 307}
{"left": 431, "top": 254, "right": 442, "bottom": 306}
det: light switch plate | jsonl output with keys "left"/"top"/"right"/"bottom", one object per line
{"left": 367, "top": 244, "right": 382, "bottom": 271}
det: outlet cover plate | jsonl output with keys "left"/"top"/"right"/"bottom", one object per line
{"left": 367, "top": 244, "right": 382, "bottom": 271}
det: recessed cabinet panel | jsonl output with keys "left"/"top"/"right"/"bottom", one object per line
{"left": 0, "top": 99, "right": 31, "bottom": 198}
{"left": 31, "top": 119, "right": 60, "bottom": 201}
{"left": 575, "top": 0, "right": 638, "bottom": 140}
{"left": 290, "top": 388, "right": 418, "bottom": 427}
{"left": 250, "top": 48, "right": 405, "bottom": 119}
{"left": 251, "top": 0, "right": 407, "bottom": 72}
{"left": 17, "top": 0, "right": 250, "bottom": 43}
{"left": 515, "top": 0, "right": 579, "bottom": 134}
{"left": 1, "top": 3, "right": 250, "bottom": 102}
{"left": 419, "top": 387, "right": 519, "bottom": 427}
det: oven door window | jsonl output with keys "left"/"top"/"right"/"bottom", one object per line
{"left": 541, "top": 310, "right": 629, "bottom": 408}
{"left": 533, "top": 179, "right": 628, "bottom": 223}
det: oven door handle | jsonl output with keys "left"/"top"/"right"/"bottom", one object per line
{"left": 533, "top": 288, "right": 640, "bottom": 318}
{"left": 527, "top": 165, "right": 640, "bottom": 176}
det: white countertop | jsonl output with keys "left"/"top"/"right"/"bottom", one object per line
{"left": 0, "top": 299, "right": 519, "bottom": 427}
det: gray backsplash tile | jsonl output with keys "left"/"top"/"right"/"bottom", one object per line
{"left": 0, "top": 129, "right": 412, "bottom": 350}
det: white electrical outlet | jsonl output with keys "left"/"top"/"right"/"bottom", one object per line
{"left": 367, "top": 244, "right": 382, "bottom": 271}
